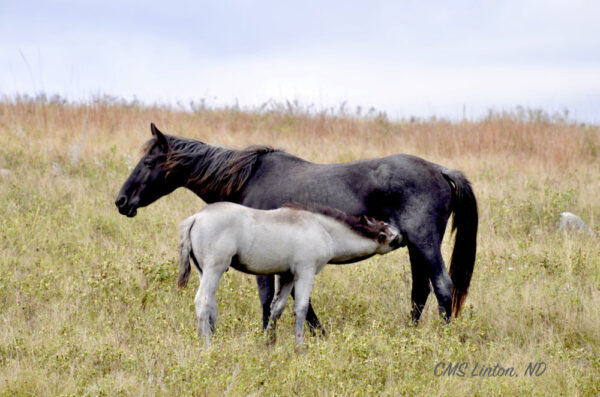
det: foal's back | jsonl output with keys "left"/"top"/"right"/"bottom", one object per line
{"left": 190, "top": 202, "right": 332, "bottom": 273}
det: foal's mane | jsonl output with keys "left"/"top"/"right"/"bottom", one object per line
{"left": 282, "top": 202, "right": 387, "bottom": 239}
{"left": 145, "top": 135, "right": 279, "bottom": 197}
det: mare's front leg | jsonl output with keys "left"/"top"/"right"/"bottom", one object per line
{"left": 256, "top": 275, "right": 274, "bottom": 330}
{"left": 195, "top": 264, "right": 227, "bottom": 344}
{"left": 291, "top": 271, "right": 315, "bottom": 345}
{"left": 266, "top": 273, "right": 294, "bottom": 344}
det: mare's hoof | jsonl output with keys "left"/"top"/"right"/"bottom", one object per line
{"left": 438, "top": 313, "right": 452, "bottom": 325}
{"left": 308, "top": 324, "right": 327, "bottom": 337}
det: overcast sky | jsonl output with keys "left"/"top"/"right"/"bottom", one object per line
{"left": 1, "top": 0, "right": 599, "bottom": 122}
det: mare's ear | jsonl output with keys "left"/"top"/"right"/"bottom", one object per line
{"left": 150, "top": 123, "right": 169, "bottom": 152}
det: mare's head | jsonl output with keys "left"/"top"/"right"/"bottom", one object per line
{"left": 115, "top": 123, "right": 180, "bottom": 217}
{"left": 359, "top": 216, "right": 402, "bottom": 254}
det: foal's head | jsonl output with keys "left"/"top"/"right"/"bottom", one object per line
{"left": 358, "top": 215, "right": 402, "bottom": 254}
{"left": 115, "top": 123, "right": 180, "bottom": 217}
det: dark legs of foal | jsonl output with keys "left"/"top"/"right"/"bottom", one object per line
{"left": 256, "top": 275, "right": 324, "bottom": 335}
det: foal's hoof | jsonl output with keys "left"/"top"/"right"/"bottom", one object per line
{"left": 294, "top": 343, "right": 307, "bottom": 354}
{"left": 266, "top": 328, "right": 277, "bottom": 345}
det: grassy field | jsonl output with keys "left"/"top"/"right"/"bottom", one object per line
{"left": 0, "top": 96, "right": 599, "bottom": 396}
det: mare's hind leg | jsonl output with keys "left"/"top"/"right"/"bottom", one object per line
{"left": 266, "top": 273, "right": 294, "bottom": 344}
{"left": 195, "top": 266, "right": 227, "bottom": 344}
{"left": 399, "top": 195, "right": 453, "bottom": 322}
{"left": 428, "top": 247, "right": 452, "bottom": 321}
{"left": 407, "top": 244, "right": 432, "bottom": 323}
{"left": 401, "top": 202, "right": 452, "bottom": 322}
{"left": 408, "top": 241, "right": 452, "bottom": 321}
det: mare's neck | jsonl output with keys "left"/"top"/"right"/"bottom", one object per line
{"left": 174, "top": 143, "right": 243, "bottom": 203}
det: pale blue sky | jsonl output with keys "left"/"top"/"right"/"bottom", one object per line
{"left": 1, "top": 0, "right": 599, "bottom": 122}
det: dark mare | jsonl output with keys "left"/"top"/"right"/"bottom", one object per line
{"left": 116, "top": 124, "right": 478, "bottom": 331}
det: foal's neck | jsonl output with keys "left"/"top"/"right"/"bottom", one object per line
{"left": 316, "top": 216, "right": 378, "bottom": 261}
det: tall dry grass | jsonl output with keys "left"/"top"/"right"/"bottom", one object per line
{"left": 2, "top": 95, "right": 596, "bottom": 168}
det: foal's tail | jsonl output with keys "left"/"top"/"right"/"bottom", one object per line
{"left": 441, "top": 168, "right": 478, "bottom": 318}
{"left": 177, "top": 216, "right": 197, "bottom": 289}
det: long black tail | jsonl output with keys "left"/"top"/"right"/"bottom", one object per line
{"left": 442, "top": 168, "right": 478, "bottom": 317}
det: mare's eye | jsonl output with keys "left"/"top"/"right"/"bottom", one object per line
{"left": 143, "top": 159, "right": 153, "bottom": 168}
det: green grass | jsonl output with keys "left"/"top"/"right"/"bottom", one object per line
{"left": 0, "top": 99, "right": 599, "bottom": 396}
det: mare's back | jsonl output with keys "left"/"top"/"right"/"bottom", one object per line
{"left": 243, "top": 151, "right": 432, "bottom": 214}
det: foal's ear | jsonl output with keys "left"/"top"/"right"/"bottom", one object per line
{"left": 377, "top": 232, "right": 387, "bottom": 244}
{"left": 150, "top": 123, "right": 169, "bottom": 152}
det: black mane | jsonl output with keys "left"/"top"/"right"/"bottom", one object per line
{"left": 156, "top": 135, "right": 279, "bottom": 198}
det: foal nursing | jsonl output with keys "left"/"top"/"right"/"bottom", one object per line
{"left": 177, "top": 202, "right": 401, "bottom": 345}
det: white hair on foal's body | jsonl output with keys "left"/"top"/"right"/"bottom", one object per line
{"left": 177, "top": 202, "right": 401, "bottom": 345}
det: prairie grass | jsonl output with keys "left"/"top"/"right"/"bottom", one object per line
{"left": 0, "top": 95, "right": 598, "bottom": 396}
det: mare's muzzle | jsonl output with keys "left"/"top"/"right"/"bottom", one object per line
{"left": 115, "top": 195, "right": 138, "bottom": 217}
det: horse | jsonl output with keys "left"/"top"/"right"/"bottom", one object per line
{"left": 177, "top": 201, "right": 402, "bottom": 344}
{"left": 115, "top": 123, "right": 478, "bottom": 329}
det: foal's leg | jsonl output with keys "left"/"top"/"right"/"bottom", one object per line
{"left": 195, "top": 265, "right": 226, "bottom": 344}
{"left": 291, "top": 289, "right": 324, "bottom": 336}
{"left": 256, "top": 275, "right": 323, "bottom": 334}
{"left": 291, "top": 272, "right": 315, "bottom": 345}
{"left": 266, "top": 273, "right": 294, "bottom": 344}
